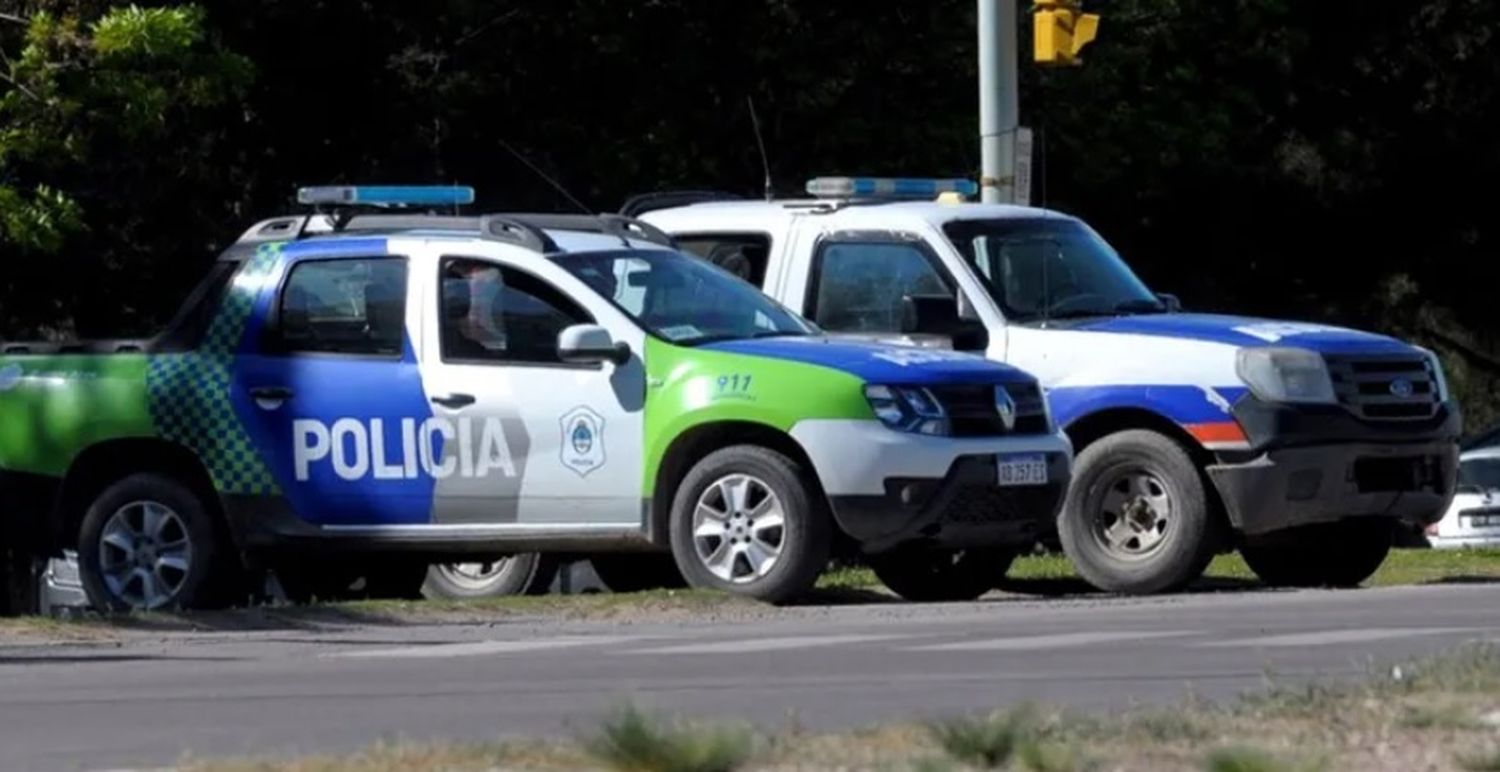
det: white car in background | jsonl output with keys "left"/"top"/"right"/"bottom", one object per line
{"left": 1428, "top": 445, "right": 1500, "bottom": 549}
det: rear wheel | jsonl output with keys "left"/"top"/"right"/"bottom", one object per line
{"left": 669, "top": 445, "right": 830, "bottom": 604}
{"left": 78, "top": 473, "right": 240, "bottom": 613}
{"left": 1241, "top": 519, "right": 1393, "bottom": 588}
{"left": 423, "top": 554, "right": 559, "bottom": 600}
{"left": 1058, "top": 430, "right": 1222, "bottom": 595}
{"left": 869, "top": 548, "right": 1016, "bottom": 602}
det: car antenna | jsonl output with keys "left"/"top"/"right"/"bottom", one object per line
{"left": 495, "top": 135, "right": 594, "bottom": 215}
{"left": 747, "top": 96, "right": 775, "bottom": 202}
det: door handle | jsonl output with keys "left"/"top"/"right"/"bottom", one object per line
{"left": 250, "top": 386, "right": 294, "bottom": 401}
{"left": 431, "top": 393, "right": 476, "bottom": 409}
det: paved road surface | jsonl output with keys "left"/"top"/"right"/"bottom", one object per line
{"left": 2, "top": 583, "right": 1498, "bottom": 771}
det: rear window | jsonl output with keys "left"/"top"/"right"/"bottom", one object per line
{"left": 276, "top": 258, "right": 408, "bottom": 356}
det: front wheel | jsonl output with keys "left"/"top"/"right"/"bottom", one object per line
{"left": 669, "top": 446, "right": 830, "bottom": 604}
{"left": 1058, "top": 430, "right": 1222, "bottom": 595}
{"left": 1240, "top": 519, "right": 1392, "bottom": 588}
{"left": 869, "top": 548, "right": 1016, "bottom": 602}
{"left": 78, "top": 473, "right": 239, "bottom": 613}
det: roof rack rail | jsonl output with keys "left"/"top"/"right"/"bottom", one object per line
{"left": 496, "top": 213, "right": 677, "bottom": 249}
{"left": 619, "top": 190, "right": 743, "bottom": 218}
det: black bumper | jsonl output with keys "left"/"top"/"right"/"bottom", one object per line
{"left": 1207, "top": 397, "right": 1462, "bottom": 535}
{"left": 829, "top": 453, "right": 1070, "bottom": 554}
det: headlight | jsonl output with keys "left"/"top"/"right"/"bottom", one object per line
{"left": 1418, "top": 347, "right": 1450, "bottom": 401}
{"left": 864, "top": 385, "right": 950, "bottom": 435}
{"left": 1236, "top": 347, "right": 1337, "bottom": 404}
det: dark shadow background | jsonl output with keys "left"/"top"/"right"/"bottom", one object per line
{"left": 3, "top": 0, "right": 1497, "bottom": 432}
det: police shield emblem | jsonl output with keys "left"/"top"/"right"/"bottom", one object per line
{"left": 560, "top": 406, "right": 606, "bottom": 477}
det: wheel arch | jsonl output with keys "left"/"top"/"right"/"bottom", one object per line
{"left": 1064, "top": 408, "right": 1215, "bottom": 468}
{"left": 647, "top": 420, "right": 826, "bottom": 546}
{"left": 1064, "top": 406, "right": 1231, "bottom": 529}
{"left": 52, "top": 438, "right": 224, "bottom": 553}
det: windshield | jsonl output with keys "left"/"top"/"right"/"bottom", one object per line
{"left": 555, "top": 249, "right": 816, "bottom": 346}
{"left": 943, "top": 218, "right": 1163, "bottom": 323}
{"left": 1459, "top": 457, "right": 1500, "bottom": 492}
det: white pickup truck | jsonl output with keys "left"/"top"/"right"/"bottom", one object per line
{"left": 634, "top": 177, "right": 1463, "bottom": 595}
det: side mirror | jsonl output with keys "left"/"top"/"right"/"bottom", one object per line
{"left": 558, "top": 324, "right": 631, "bottom": 365}
{"left": 901, "top": 294, "right": 989, "bottom": 353}
{"left": 1156, "top": 293, "right": 1183, "bottom": 313}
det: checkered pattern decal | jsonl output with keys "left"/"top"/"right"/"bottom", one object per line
{"left": 146, "top": 244, "right": 284, "bottom": 496}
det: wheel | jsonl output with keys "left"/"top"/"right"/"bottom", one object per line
{"left": 423, "top": 554, "right": 559, "bottom": 600}
{"left": 669, "top": 445, "right": 830, "bottom": 604}
{"left": 77, "top": 473, "right": 239, "bottom": 613}
{"left": 1240, "top": 519, "right": 1393, "bottom": 588}
{"left": 1057, "top": 430, "right": 1222, "bottom": 595}
{"left": 868, "top": 548, "right": 1016, "bottom": 602}
{"left": 590, "top": 553, "right": 687, "bottom": 593}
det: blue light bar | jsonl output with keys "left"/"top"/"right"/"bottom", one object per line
{"left": 805, "top": 177, "right": 979, "bottom": 199}
{"left": 296, "top": 185, "right": 476, "bottom": 207}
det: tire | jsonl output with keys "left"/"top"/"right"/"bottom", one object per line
{"left": 423, "top": 554, "right": 559, "bottom": 600}
{"left": 669, "top": 445, "right": 830, "bottom": 604}
{"left": 1057, "top": 429, "right": 1223, "bottom": 595}
{"left": 590, "top": 553, "right": 688, "bottom": 593}
{"left": 1241, "top": 519, "right": 1393, "bottom": 588}
{"left": 869, "top": 548, "right": 1016, "bottom": 602}
{"left": 77, "top": 473, "right": 239, "bottom": 613}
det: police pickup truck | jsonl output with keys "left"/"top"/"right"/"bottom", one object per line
{"left": 635, "top": 177, "right": 1463, "bottom": 595}
{"left": 0, "top": 185, "right": 1071, "bottom": 612}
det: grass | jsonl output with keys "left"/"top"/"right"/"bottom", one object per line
{"left": 184, "top": 642, "right": 1500, "bottom": 771}
{"left": 579, "top": 703, "right": 754, "bottom": 772}
{"left": 9, "top": 548, "right": 1500, "bottom": 637}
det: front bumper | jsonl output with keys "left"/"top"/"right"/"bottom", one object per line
{"left": 1207, "top": 397, "right": 1462, "bottom": 536}
{"left": 790, "top": 419, "right": 1072, "bottom": 553}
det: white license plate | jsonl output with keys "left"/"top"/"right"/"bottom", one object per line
{"left": 998, "top": 454, "right": 1048, "bottom": 487}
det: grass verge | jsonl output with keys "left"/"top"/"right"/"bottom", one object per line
{"left": 10, "top": 548, "right": 1500, "bottom": 635}
{"left": 183, "top": 641, "right": 1500, "bottom": 771}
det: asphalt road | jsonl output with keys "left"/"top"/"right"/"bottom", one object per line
{"left": 3, "top": 583, "right": 1499, "bottom": 772}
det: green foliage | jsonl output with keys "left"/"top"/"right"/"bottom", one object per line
{"left": 0, "top": 0, "right": 1496, "bottom": 437}
{"left": 0, "top": 2, "right": 250, "bottom": 334}
{"left": 927, "top": 706, "right": 1037, "bottom": 769}
{"left": 1203, "top": 746, "right": 1326, "bottom": 772}
{"left": 580, "top": 702, "right": 755, "bottom": 772}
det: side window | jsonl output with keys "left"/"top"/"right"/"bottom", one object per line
{"left": 439, "top": 258, "right": 593, "bottom": 365}
{"left": 277, "top": 258, "right": 408, "bottom": 356}
{"left": 676, "top": 233, "right": 772, "bottom": 288}
{"left": 806, "top": 241, "right": 952, "bottom": 333}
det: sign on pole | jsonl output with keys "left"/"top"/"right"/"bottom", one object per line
{"left": 1013, "top": 127, "right": 1034, "bottom": 207}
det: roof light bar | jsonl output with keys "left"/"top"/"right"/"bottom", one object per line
{"left": 296, "top": 185, "right": 476, "bottom": 207}
{"left": 805, "top": 177, "right": 979, "bottom": 199}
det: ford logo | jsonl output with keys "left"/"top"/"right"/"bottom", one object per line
{"left": 1389, "top": 378, "right": 1415, "bottom": 398}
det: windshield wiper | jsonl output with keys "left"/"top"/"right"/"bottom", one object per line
{"left": 1112, "top": 299, "right": 1168, "bottom": 314}
{"left": 672, "top": 330, "right": 809, "bottom": 347}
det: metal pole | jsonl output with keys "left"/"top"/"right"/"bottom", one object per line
{"left": 979, "top": 0, "right": 1020, "bottom": 204}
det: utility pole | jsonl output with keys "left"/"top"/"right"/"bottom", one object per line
{"left": 978, "top": 0, "right": 1020, "bottom": 204}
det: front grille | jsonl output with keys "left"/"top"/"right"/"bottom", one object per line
{"left": 1325, "top": 353, "right": 1440, "bottom": 421}
{"left": 927, "top": 383, "right": 1050, "bottom": 437}
{"left": 938, "top": 486, "right": 1059, "bottom": 524}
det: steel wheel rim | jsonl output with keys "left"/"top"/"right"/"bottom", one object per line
{"left": 691, "top": 473, "right": 786, "bottom": 584}
{"left": 1092, "top": 469, "right": 1173, "bottom": 560}
{"left": 98, "top": 500, "right": 193, "bottom": 610}
{"left": 435, "top": 559, "right": 515, "bottom": 591}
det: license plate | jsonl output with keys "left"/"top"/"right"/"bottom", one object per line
{"left": 998, "top": 454, "right": 1048, "bottom": 487}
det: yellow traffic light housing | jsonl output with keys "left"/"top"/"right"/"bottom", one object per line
{"left": 1033, "top": 0, "right": 1099, "bottom": 66}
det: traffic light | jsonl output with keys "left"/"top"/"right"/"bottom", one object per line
{"left": 1033, "top": 0, "right": 1099, "bottom": 66}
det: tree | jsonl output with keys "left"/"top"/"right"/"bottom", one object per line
{"left": 0, "top": 3, "right": 251, "bottom": 336}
